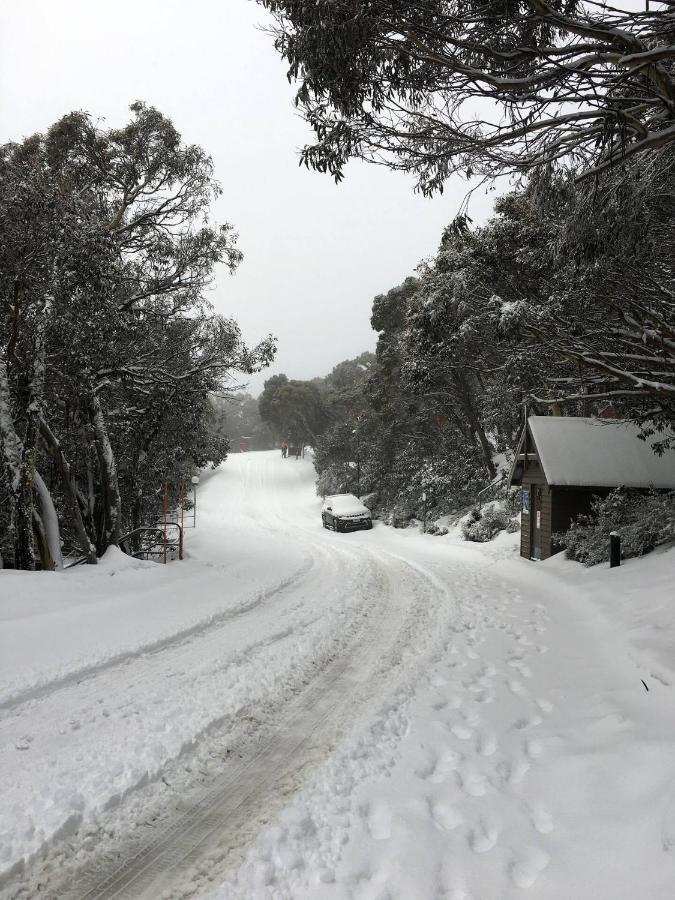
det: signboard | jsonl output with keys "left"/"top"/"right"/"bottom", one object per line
{"left": 536, "top": 510, "right": 541, "bottom": 529}
{"left": 521, "top": 489, "right": 530, "bottom": 514}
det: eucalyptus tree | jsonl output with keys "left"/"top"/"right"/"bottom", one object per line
{"left": 259, "top": 0, "right": 675, "bottom": 189}
{"left": 0, "top": 104, "right": 274, "bottom": 569}
{"left": 518, "top": 150, "right": 675, "bottom": 446}
{"left": 259, "top": 374, "right": 329, "bottom": 446}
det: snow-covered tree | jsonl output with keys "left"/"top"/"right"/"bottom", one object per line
{"left": 0, "top": 104, "right": 274, "bottom": 569}
{"left": 259, "top": 375, "right": 328, "bottom": 446}
{"left": 259, "top": 1, "right": 675, "bottom": 189}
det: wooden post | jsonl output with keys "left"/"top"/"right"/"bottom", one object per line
{"left": 610, "top": 531, "right": 621, "bottom": 568}
{"left": 162, "top": 482, "right": 168, "bottom": 564}
{"left": 179, "top": 480, "right": 184, "bottom": 560}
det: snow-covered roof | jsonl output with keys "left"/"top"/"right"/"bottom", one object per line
{"left": 526, "top": 416, "right": 675, "bottom": 489}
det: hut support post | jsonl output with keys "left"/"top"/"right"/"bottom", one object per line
{"left": 610, "top": 531, "right": 621, "bottom": 568}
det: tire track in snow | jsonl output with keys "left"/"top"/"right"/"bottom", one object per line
{"left": 0, "top": 556, "right": 316, "bottom": 713}
{"left": 0, "top": 537, "right": 385, "bottom": 895}
{"left": 11, "top": 551, "right": 443, "bottom": 900}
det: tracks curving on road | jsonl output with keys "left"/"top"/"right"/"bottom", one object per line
{"left": 2, "top": 452, "right": 467, "bottom": 900}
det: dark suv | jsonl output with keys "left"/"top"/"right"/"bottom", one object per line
{"left": 322, "top": 494, "right": 373, "bottom": 532}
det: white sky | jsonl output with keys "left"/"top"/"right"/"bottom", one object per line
{"left": 0, "top": 0, "right": 501, "bottom": 394}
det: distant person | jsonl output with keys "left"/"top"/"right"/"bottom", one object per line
{"left": 281, "top": 442, "right": 288, "bottom": 458}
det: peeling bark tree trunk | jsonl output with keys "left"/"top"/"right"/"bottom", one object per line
{"left": 32, "top": 470, "right": 63, "bottom": 569}
{"left": 89, "top": 394, "right": 122, "bottom": 550}
{"left": 32, "top": 507, "right": 53, "bottom": 571}
{"left": 39, "top": 418, "right": 96, "bottom": 564}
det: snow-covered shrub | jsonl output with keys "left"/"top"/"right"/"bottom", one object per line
{"left": 426, "top": 522, "right": 449, "bottom": 536}
{"left": 462, "top": 505, "right": 511, "bottom": 542}
{"left": 390, "top": 500, "right": 416, "bottom": 528}
{"left": 316, "top": 464, "right": 353, "bottom": 498}
{"left": 557, "top": 489, "right": 675, "bottom": 566}
{"left": 503, "top": 487, "right": 522, "bottom": 520}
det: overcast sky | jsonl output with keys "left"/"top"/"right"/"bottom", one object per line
{"left": 0, "top": 0, "right": 502, "bottom": 394}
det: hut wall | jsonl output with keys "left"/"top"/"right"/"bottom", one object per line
{"left": 520, "top": 458, "right": 550, "bottom": 559}
{"left": 539, "top": 486, "right": 553, "bottom": 559}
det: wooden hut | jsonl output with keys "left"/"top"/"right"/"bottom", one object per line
{"left": 508, "top": 416, "right": 675, "bottom": 561}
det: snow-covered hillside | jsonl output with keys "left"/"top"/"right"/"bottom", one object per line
{"left": 1, "top": 451, "right": 674, "bottom": 899}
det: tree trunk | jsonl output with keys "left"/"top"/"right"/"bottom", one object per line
{"left": 32, "top": 508, "right": 53, "bottom": 571}
{"left": 0, "top": 354, "right": 34, "bottom": 570}
{"left": 39, "top": 418, "right": 97, "bottom": 564}
{"left": 89, "top": 394, "right": 122, "bottom": 549}
{"left": 451, "top": 371, "right": 497, "bottom": 480}
{"left": 32, "top": 470, "right": 63, "bottom": 569}
{"left": 472, "top": 419, "right": 497, "bottom": 480}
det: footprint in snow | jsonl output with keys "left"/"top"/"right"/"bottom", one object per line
{"left": 510, "top": 847, "right": 550, "bottom": 888}
{"left": 526, "top": 803, "right": 554, "bottom": 835}
{"left": 414, "top": 752, "right": 438, "bottom": 781}
{"left": 507, "top": 679, "right": 527, "bottom": 696}
{"left": 462, "top": 708, "right": 481, "bottom": 727}
{"left": 469, "top": 819, "right": 499, "bottom": 853}
{"left": 428, "top": 798, "right": 463, "bottom": 832}
{"left": 476, "top": 732, "right": 498, "bottom": 757}
{"left": 495, "top": 757, "right": 531, "bottom": 788}
{"left": 525, "top": 738, "right": 544, "bottom": 760}
{"left": 458, "top": 768, "right": 490, "bottom": 797}
{"left": 508, "top": 660, "right": 533, "bottom": 678}
{"left": 536, "top": 697, "right": 554, "bottom": 714}
{"left": 422, "top": 749, "right": 463, "bottom": 783}
{"left": 450, "top": 723, "right": 474, "bottom": 741}
{"left": 363, "top": 800, "right": 392, "bottom": 840}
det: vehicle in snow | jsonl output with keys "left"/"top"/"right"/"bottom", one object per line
{"left": 322, "top": 494, "right": 373, "bottom": 532}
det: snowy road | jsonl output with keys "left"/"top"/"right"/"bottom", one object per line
{"left": 0, "top": 452, "right": 465, "bottom": 897}
{"left": 2, "top": 451, "right": 675, "bottom": 899}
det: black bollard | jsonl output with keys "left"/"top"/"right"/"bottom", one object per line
{"left": 610, "top": 531, "right": 621, "bottom": 568}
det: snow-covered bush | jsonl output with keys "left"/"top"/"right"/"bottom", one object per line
{"left": 316, "top": 464, "right": 354, "bottom": 499}
{"left": 557, "top": 489, "right": 675, "bottom": 566}
{"left": 462, "top": 505, "right": 512, "bottom": 542}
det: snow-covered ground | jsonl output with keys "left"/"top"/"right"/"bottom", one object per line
{"left": 1, "top": 451, "right": 675, "bottom": 899}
